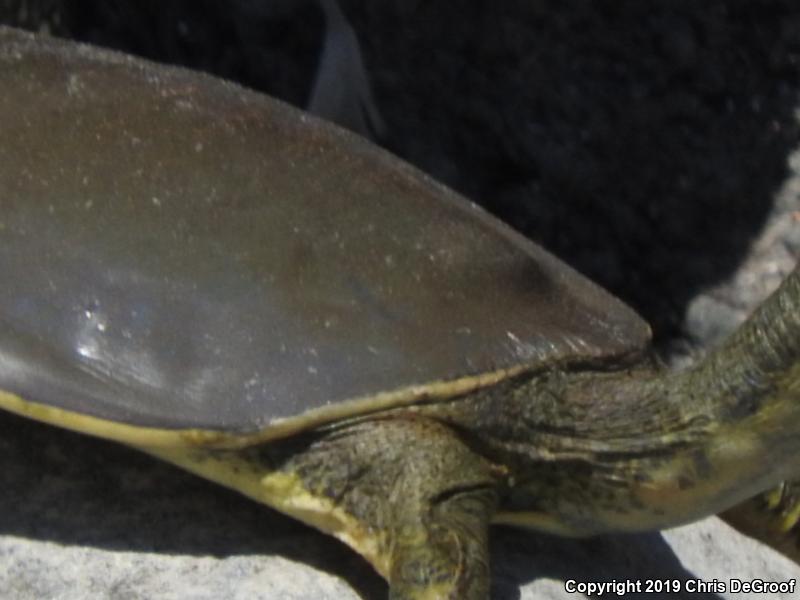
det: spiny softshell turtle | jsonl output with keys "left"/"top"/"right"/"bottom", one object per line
{"left": 1, "top": 26, "right": 800, "bottom": 600}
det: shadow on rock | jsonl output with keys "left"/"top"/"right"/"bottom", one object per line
{"left": 490, "top": 528, "right": 725, "bottom": 600}
{"left": 1, "top": 411, "right": 728, "bottom": 600}
{"left": 0, "top": 412, "right": 386, "bottom": 599}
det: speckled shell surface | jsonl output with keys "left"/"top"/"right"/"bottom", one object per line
{"left": 0, "top": 27, "right": 650, "bottom": 433}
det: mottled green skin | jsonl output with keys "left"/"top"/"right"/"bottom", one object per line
{"left": 213, "top": 266, "right": 800, "bottom": 599}
{"left": 259, "top": 419, "right": 498, "bottom": 599}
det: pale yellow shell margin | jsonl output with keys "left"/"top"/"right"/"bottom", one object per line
{"left": 0, "top": 367, "right": 528, "bottom": 577}
{"left": 143, "top": 444, "right": 394, "bottom": 578}
{"left": 0, "top": 365, "right": 530, "bottom": 449}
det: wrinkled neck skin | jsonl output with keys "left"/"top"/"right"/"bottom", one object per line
{"left": 422, "top": 267, "right": 800, "bottom": 537}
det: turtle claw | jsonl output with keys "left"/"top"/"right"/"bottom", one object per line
{"left": 722, "top": 480, "right": 800, "bottom": 563}
{"left": 763, "top": 481, "right": 800, "bottom": 536}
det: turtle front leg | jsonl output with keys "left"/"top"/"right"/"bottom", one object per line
{"left": 389, "top": 483, "right": 496, "bottom": 599}
{"left": 147, "top": 416, "right": 500, "bottom": 600}
{"left": 275, "top": 417, "right": 500, "bottom": 600}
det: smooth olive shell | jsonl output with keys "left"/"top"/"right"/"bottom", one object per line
{"left": 0, "top": 27, "right": 649, "bottom": 431}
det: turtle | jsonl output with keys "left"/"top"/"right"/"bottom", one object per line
{"left": 0, "top": 25, "right": 799, "bottom": 600}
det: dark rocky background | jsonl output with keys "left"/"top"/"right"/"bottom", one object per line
{"left": 1, "top": 2, "right": 800, "bottom": 599}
